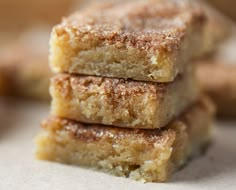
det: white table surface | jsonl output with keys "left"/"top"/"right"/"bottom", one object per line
{"left": 0, "top": 98, "right": 235, "bottom": 190}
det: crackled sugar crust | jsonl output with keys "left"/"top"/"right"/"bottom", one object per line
{"left": 50, "top": 0, "right": 207, "bottom": 82}
{"left": 50, "top": 69, "right": 199, "bottom": 129}
{"left": 35, "top": 98, "right": 214, "bottom": 182}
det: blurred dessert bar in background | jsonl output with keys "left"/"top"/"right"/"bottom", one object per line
{"left": 0, "top": 27, "right": 51, "bottom": 100}
{"left": 206, "top": 0, "right": 236, "bottom": 22}
{"left": 0, "top": 0, "right": 85, "bottom": 100}
{"left": 0, "top": 0, "right": 76, "bottom": 30}
{"left": 197, "top": 59, "right": 236, "bottom": 118}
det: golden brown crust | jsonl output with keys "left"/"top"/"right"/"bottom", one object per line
{"left": 57, "top": 0, "right": 205, "bottom": 52}
{"left": 50, "top": 0, "right": 208, "bottom": 82}
{"left": 50, "top": 71, "right": 199, "bottom": 129}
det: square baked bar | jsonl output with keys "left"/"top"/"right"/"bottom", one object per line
{"left": 50, "top": 0, "right": 207, "bottom": 82}
{"left": 35, "top": 97, "right": 214, "bottom": 182}
{"left": 0, "top": 27, "right": 51, "bottom": 100}
{"left": 50, "top": 69, "right": 199, "bottom": 129}
{"left": 197, "top": 60, "right": 236, "bottom": 117}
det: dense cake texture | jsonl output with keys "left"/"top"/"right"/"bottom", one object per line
{"left": 197, "top": 61, "right": 236, "bottom": 117}
{"left": 50, "top": 69, "right": 199, "bottom": 129}
{"left": 35, "top": 97, "right": 214, "bottom": 182}
{"left": 50, "top": 0, "right": 209, "bottom": 82}
{"left": 0, "top": 28, "right": 51, "bottom": 100}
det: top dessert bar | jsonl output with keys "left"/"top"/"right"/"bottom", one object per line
{"left": 50, "top": 0, "right": 209, "bottom": 82}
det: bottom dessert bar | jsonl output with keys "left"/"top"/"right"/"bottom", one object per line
{"left": 35, "top": 98, "right": 214, "bottom": 182}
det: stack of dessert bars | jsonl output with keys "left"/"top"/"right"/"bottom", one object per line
{"left": 35, "top": 0, "right": 222, "bottom": 182}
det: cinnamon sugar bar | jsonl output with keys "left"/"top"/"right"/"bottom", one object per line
{"left": 50, "top": 0, "right": 207, "bottom": 82}
{"left": 35, "top": 97, "right": 214, "bottom": 182}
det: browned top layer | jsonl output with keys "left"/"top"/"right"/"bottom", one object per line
{"left": 54, "top": 0, "right": 206, "bottom": 52}
{"left": 42, "top": 97, "right": 213, "bottom": 143}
